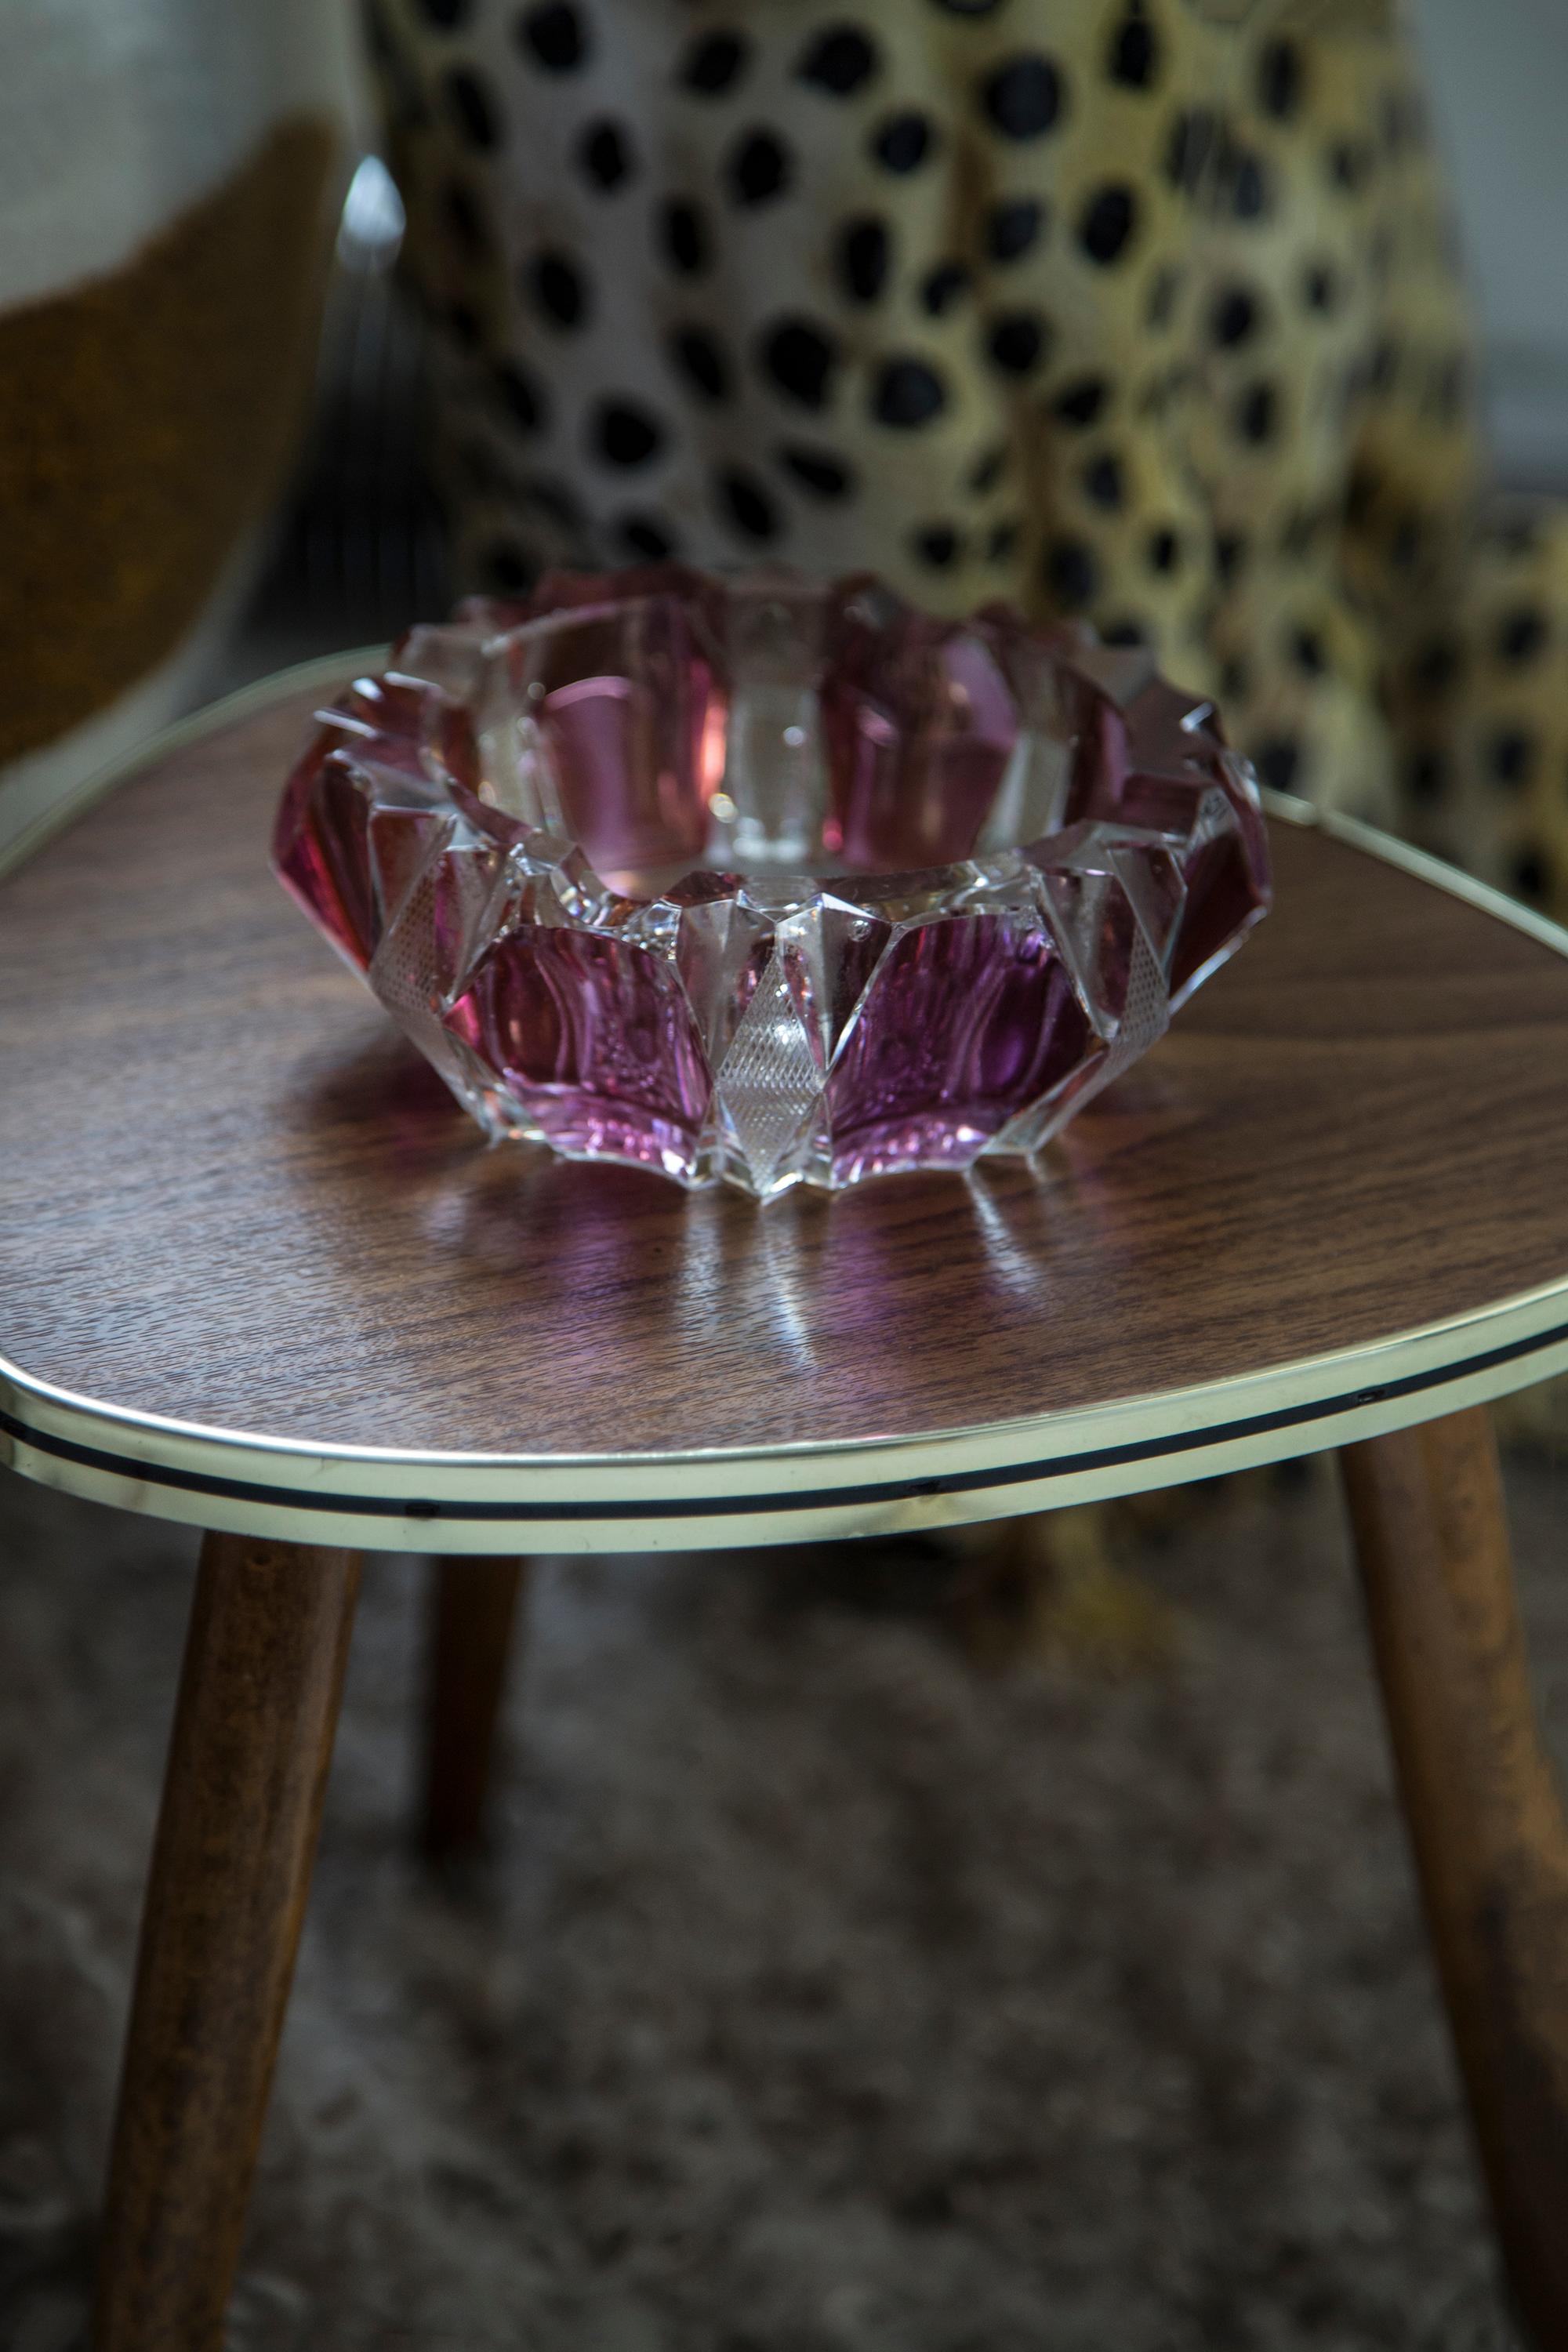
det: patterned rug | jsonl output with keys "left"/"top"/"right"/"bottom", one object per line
{"left": 2, "top": 1446, "right": 1557, "bottom": 2350}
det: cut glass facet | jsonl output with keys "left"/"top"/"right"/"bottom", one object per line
{"left": 273, "top": 568, "right": 1271, "bottom": 1200}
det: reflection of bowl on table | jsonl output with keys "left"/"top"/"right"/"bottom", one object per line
{"left": 274, "top": 566, "right": 1271, "bottom": 1200}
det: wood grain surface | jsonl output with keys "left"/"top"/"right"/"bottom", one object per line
{"left": 93, "top": 1534, "right": 361, "bottom": 2352}
{"left": 1341, "top": 1410, "right": 1568, "bottom": 2350}
{"left": 3, "top": 677, "right": 1568, "bottom": 1465}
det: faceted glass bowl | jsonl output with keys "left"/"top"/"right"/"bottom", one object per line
{"left": 273, "top": 567, "right": 1271, "bottom": 1201}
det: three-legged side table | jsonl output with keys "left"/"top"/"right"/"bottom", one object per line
{"left": 5, "top": 666, "right": 1568, "bottom": 2348}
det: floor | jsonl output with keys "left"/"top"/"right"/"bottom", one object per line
{"left": 2, "top": 1439, "right": 1562, "bottom": 2350}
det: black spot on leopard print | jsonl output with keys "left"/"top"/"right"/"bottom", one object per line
{"left": 1290, "top": 625, "right": 1326, "bottom": 675}
{"left": 1078, "top": 186, "right": 1137, "bottom": 265}
{"left": 914, "top": 524, "right": 961, "bottom": 569}
{"left": 1345, "top": 462, "right": 1381, "bottom": 529}
{"left": 838, "top": 217, "right": 891, "bottom": 303}
{"left": 1044, "top": 537, "right": 1098, "bottom": 608}
{"left": 593, "top": 399, "right": 664, "bottom": 467}
{"left": 681, "top": 30, "right": 748, "bottom": 96}
{"left": 1490, "top": 728, "right": 1535, "bottom": 786}
{"left": 1496, "top": 608, "right": 1547, "bottom": 664}
{"left": 1236, "top": 381, "right": 1277, "bottom": 444}
{"left": 1214, "top": 530, "right": 1246, "bottom": 583}
{"left": 669, "top": 325, "right": 731, "bottom": 402}
{"left": 1406, "top": 749, "right": 1446, "bottom": 805}
{"left": 1388, "top": 513, "right": 1425, "bottom": 571}
{"left": 1225, "top": 143, "right": 1271, "bottom": 221}
{"left": 1107, "top": 8, "right": 1158, "bottom": 92}
{"left": 483, "top": 539, "right": 531, "bottom": 591}
{"left": 1171, "top": 122, "right": 1270, "bottom": 219}
{"left": 987, "top": 198, "right": 1044, "bottom": 263}
{"left": 968, "top": 442, "right": 1009, "bottom": 493}
{"left": 988, "top": 312, "right": 1050, "bottom": 375}
{"left": 1052, "top": 375, "right": 1109, "bottom": 427}
{"left": 761, "top": 318, "right": 840, "bottom": 408}
{"left": 1210, "top": 285, "right": 1258, "bottom": 347}
{"left": 1301, "top": 260, "right": 1337, "bottom": 314}
{"left": 873, "top": 357, "right": 947, "bottom": 427}
{"left": 873, "top": 111, "right": 935, "bottom": 172}
{"left": 1513, "top": 849, "right": 1551, "bottom": 903}
{"left": 493, "top": 359, "right": 547, "bottom": 433}
{"left": 528, "top": 249, "right": 588, "bottom": 328}
{"left": 445, "top": 67, "right": 501, "bottom": 150}
{"left": 577, "top": 118, "right": 635, "bottom": 191}
{"left": 517, "top": 2, "right": 589, "bottom": 73}
{"left": 982, "top": 56, "right": 1064, "bottom": 142}
{"left": 921, "top": 260, "right": 970, "bottom": 315}
{"left": 659, "top": 198, "right": 710, "bottom": 276}
{"left": 618, "top": 514, "right": 678, "bottom": 561}
{"left": 1254, "top": 738, "right": 1300, "bottom": 792}
{"left": 718, "top": 467, "right": 781, "bottom": 541}
{"left": 1366, "top": 337, "right": 1399, "bottom": 397}
{"left": 1258, "top": 38, "right": 1302, "bottom": 121}
{"left": 1327, "top": 138, "right": 1376, "bottom": 195}
{"left": 777, "top": 444, "right": 854, "bottom": 499}
{"left": 728, "top": 129, "right": 793, "bottom": 205}
{"left": 1082, "top": 452, "right": 1123, "bottom": 510}
{"left": 1163, "top": 107, "right": 1216, "bottom": 194}
{"left": 797, "top": 25, "right": 880, "bottom": 97}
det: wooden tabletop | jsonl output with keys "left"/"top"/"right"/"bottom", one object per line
{"left": 4, "top": 658, "right": 1568, "bottom": 1553}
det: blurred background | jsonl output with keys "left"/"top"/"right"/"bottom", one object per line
{"left": 1417, "top": 0, "right": 1568, "bottom": 496}
{"left": 4, "top": 0, "right": 1568, "bottom": 886}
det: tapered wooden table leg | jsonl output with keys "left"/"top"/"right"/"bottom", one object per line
{"left": 1341, "top": 1406, "right": 1568, "bottom": 2348}
{"left": 92, "top": 1534, "right": 361, "bottom": 2352}
{"left": 423, "top": 1556, "right": 527, "bottom": 1860}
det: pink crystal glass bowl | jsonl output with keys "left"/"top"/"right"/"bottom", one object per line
{"left": 273, "top": 567, "right": 1271, "bottom": 1201}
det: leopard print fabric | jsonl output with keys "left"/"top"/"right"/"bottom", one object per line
{"left": 368, "top": 0, "right": 1568, "bottom": 920}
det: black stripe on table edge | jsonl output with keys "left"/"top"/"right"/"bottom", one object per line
{"left": 3, "top": 1314, "right": 1566, "bottom": 1524}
